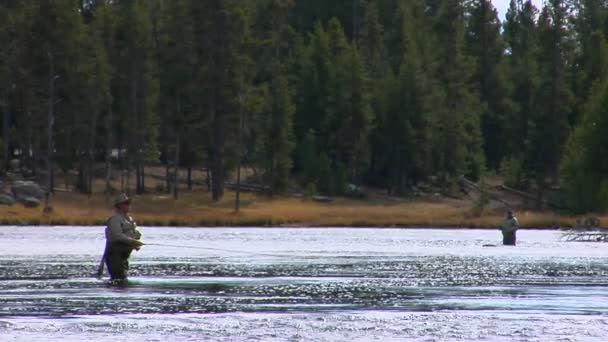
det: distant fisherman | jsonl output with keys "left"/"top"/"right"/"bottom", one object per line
{"left": 500, "top": 210, "right": 519, "bottom": 246}
{"left": 102, "top": 193, "right": 144, "bottom": 283}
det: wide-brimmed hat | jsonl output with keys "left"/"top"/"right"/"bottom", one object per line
{"left": 114, "top": 193, "right": 131, "bottom": 207}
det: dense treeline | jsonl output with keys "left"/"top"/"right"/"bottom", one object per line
{"left": 0, "top": 0, "right": 607, "bottom": 213}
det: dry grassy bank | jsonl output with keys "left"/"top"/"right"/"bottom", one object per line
{"left": 0, "top": 187, "right": 603, "bottom": 229}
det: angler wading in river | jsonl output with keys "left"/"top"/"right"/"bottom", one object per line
{"left": 500, "top": 210, "right": 519, "bottom": 246}
{"left": 97, "top": 193, "right": 144, "bottom": 283}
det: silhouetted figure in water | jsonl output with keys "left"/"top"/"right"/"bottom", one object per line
{"left": 102, "top": 193, "right": 143, "bottom": 283}
{"left": 500, "top": 210, "right": 519, "bottom": 246}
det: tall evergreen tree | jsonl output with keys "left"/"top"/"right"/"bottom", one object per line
{"left": 192, "top": 0, "right": 250, "bottom": 201}
{"left": 158, "top": 0, "right": 200, "bottom": 199}
{"left": 466, "top": 0, "right": 514, "bottom": 169}
{"left": 572, "top": 0, "right": 607, "bottom": 124}
{"left": 527, "top": 0, "right": 573, "bottom": 207}
{"left": 294, "top": 19, "right": 372, "bottom": 193}
{"left": 252, "top": 0, "right": 296, "bottom": 194}
{"left": 372, "top": 1, "right": 434, "bottom": 193}
{"left": 88, "top": 2, "right": 116, "bottom": 200}
{"left": 16, "top": 0, "right": 88, "bottom": 200}
{"left": 358, "top": 0, "right": 389, "bottom": 78}
{"left": 560, "top": 41, "right": 608, "bottom": 212}
{"left": 502, "top": 0, "right": 539, "bottom": 185}
{"left": 430, "top": 0, "right": 485, "bottom": 183}
{"left": 0, "top": 1, "right": 27, "bottom": 169}
{"left": 113, "top": 0, "right": 160, "bottom": 194}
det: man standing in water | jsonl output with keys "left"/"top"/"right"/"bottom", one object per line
{"left": 500, "top": 210, "right": 519, "bottom": 246}
{"left": 102, "top": 193, "right": 144, "bottom": 283}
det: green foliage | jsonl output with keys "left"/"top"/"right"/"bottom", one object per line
{"left": 305, "top": 182, "right": 317, "bottom": 198}
{"left": 503, "top": 0, "right": 540, "bottom": 157}
{"left": 373, "top": 1, "right": 434, "bottom": 194}
{"left": 560, "top": 77, "right": 608, "bottom": 213}
{"left": 466, "top": 0, "right": 515, "bottom": 169}
{"left": 429, "top": 0, "right": 485, "bottom": 182}
{"left": 250, "top": 0, "right": 296, "bottom": 194}
{"left": 0, "top": 0, "right": 606, "bottom": 213}
{"left": 526, "top": 1, "right": 574, "bottom": 207}
{"left": 500, "top": 156, "right": 527, "bottom": 190}
{"left": 472, "top": 176, "right": 490, "bottom": 217}
{"left": 297, "top": 130, "right": 320, "bottom": 186}
{"left": 293, "top": 18, "right": 373, "bottom": 189}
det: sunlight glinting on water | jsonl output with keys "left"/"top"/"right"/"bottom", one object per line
{"left": 1, "top": 227, "right": 607, "bottom": 341}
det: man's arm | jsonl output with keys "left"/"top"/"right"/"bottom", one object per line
{"left": 129, "top": 216, "right": 142, "bottom": 240}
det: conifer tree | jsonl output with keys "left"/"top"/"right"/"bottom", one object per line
{"left": 373, "top": 1, "right": 434, "bottom": 193}
{"left": 192, "top": 0, "right": 250, "bottom": 201}
{"left": 528, "top": 0, "right": 573, "bottom": 208}
{"left": 294, "top": 18, "right": 372, "bottom": 193}
{"left": 502, "top": 0, "right": 539, "bottom": 183}
{"left": 560, "top": 41, "right": 608, "bottom": 212}
{"left": 252, "top": 0, "right": 297, "bottom": 194}
{"left": 466, "top": 0, "right": 514, "bottom": 169}
{"left": 430, "top": 0, "right": 485, "bottom": 183}
{"left": 113, "top": 0, "right": 160, "bottom": 194}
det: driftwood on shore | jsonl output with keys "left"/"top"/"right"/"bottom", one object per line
{"left": 225, "top": 182, "right": 268, "bottom": 193}
{"left": 459, "top": 177, "right": 510, "bottom": 207}
{"left": 459, "top": 177, "right": 568, "bottom": 210}
{"left": 560, "top": 231, "right": 608, "bottom": 242}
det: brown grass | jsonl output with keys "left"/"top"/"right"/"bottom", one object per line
{"left": 0, "top": 187, "right": 603, "bottom": 229}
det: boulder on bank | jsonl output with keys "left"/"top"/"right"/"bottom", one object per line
{"left": 19, "top": 195, "right": 40, "bottom": 208}
{"left": 9, "top": 159, "right": 20, "bottom": 172}
{"left": 0, "top": 193, "right": 15, "bottom": 206}
{"left": 11, "top": 181, "right": 44, "bottom": 201}
{"left": 312, "top": 195, "right": 333, "bottom": 202}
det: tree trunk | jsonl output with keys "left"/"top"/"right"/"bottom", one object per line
{"left": 535, "top": 176, "right": 545, "bottom": 210}
{"left": 64, "top": 169, "right": 69, "bottom": 190}
{"left": 141, "top": 164, "right": 146, "bottom": 192}
{"left": 235, "top": 97, "right": 243, "bottom": 211}
{"left": 44, "top": 53, "right": 55, "bottom": 213}
{"left": 235, "top": 162, "right": 241, "bottom": 212}
{"left": 118, "top": 134, "right": 125, "bottom": 192}
{"left": 88, "top": 107, "right": 99, "bottom": 197}
{"left": 87, "top": 163, "right": 93, "bottom": 197}
{"left": 165, "top": 163, "right": 171, "bottom": 193}
{"left": 135, "top": 163, "right": 141, "bottom": 194}
{"left": 211, "top": 94, "right": 225, "bottom": 201}
{"left": 77, "top": 167, "right": 85, "bottom": 193}
{"left": 187, "top": 167, "right": 192, "bottom": 190}
{"left": 104, "top": 102, "right": 113, "bottom": 204}
{"left": 126, "top": 164, "right": 131, "bottom": 195}
{"left": 173, "top": 135, "right": 180, "bottom": 200}
{"left": 211, "top": 141, "right": 224, "bottom": 201}
{"left": 2, "top": 91, "right": 10, "bottom": 171}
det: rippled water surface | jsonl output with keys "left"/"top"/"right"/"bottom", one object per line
{"left": 1, "top": 227, "right": 607, "bottom": 341}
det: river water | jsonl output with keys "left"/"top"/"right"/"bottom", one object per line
{"left": 0, "top": 227, "right": 607, "bottom": 341}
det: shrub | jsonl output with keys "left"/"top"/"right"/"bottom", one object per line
{"left": 500, "top": 156, "right": 527, "bottom": 190}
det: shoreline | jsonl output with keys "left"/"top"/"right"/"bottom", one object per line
{"left": 0, "top": 191, "right": 602, "bottom": 229}
{"left": 0, "top": 216, "right": 580, "bottom": 230}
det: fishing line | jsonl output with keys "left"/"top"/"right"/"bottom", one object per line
{"left": 142, "top": 243, "right": 292, "bottom": 258}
